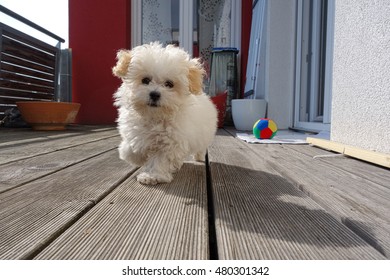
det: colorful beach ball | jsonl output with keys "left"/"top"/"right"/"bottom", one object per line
{"left": 253, "top": 118, "right": 278, "bottom": 139}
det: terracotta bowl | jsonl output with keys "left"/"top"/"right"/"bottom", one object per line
{"left": 16, "top": 101, "right": 81, "bottom": 131}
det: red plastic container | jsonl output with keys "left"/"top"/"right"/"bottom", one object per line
{"left": 210, "top": 91, "right": 228, "bottom": 128}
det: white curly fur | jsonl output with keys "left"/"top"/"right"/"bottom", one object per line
{"left": 113, "top": 42, "right": 217, "bottom": 185}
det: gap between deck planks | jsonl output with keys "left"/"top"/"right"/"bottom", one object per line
{"left": 207, "top": 129, "right": 386, "bottom": 259}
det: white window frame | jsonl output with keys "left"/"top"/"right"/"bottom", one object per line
{"left": 244, "top": 0, "right": 267, "bottom": 99}
{"left": 131, "top": 0, "right": 142, "bottom": 48}
{"left": 293, "top": 0, "right": 334, "bottom": 132}
{"left": 179, "top": 0, "right": 194, "bottom": 55}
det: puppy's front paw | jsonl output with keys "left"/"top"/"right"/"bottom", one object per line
{"left": 194, "top": 152, "right": 206, "bottom": 162}
{"left": 137, "top": 172, "right": 158, "bottom": 185}
{"left": 137, "top": 172, "right": 173, "bottom": 185}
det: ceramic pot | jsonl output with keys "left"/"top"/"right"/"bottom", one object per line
{"left": 16, "top": 101, "right": 81, "bottom": 131}
{"left": 231, "top": 99, "right": 267, "bottom": 131}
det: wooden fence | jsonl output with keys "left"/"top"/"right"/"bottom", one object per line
{"left": 0, "top": 5, "right": 65, "bottom": 117}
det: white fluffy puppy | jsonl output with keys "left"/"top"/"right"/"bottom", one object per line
{"left": 113, "top": 42, "right": 217, "bottom": 185}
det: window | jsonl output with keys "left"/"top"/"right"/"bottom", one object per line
{"left": 294, "top": 0, "right": 334, "bottom": 132}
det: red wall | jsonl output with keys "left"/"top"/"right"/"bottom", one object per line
{"left": 69, "top": 0, "right": 250, "bottom": 123}
{"left": 69, "top": 0, "right": 130, "bottom": 124}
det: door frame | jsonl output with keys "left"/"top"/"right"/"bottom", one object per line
{"left": 293, "top": 0, "right": 334, "bottom": 132}
{"left": 243, "top": 0, "right": 267, "bottom": 99}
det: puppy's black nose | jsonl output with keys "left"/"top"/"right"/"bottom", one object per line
{"left": 149, "top": 91, "right": 161, "bottom": 102}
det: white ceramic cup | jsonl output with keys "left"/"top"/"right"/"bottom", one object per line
{"left": 232, "top": 99, "right": 267, "bottom": 131}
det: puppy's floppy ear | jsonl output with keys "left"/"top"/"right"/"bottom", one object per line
{"left": 188, "top": 58, "right": 205, "bottom": 95}
{"left": 112, "top": 50, "right": 132, "bottom": 78}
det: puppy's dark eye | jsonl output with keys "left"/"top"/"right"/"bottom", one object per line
{"left": 142, "top": 77, "right": 151, "bottom": 85}
{"left": 164, "top": 80, "right": 174, "bottom": 88}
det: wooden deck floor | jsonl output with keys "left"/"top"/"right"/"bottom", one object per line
{"left": 0, "top": 126, "right": 389, "bottom": 260}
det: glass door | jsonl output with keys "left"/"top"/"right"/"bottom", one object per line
{"left": 132, "top": 0, "right": 197, "bottom": 55}
{"left": 294, "top": 0, "right": 334, "bottom": 132}
{"left": 131, "top": 0, "right": 241, "bottom": 66}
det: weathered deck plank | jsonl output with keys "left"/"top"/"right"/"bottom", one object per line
{"left": 0, "top": 136, "right": 120, "bottom": 193}
{"left": 208, "top": 130, "right": 385, "bottom": 259}
{"left": 0, "top": 126, "right": 118, "bottom": 165}
{"left": 34, "top": 162, "right": 208, "bottom": 260}
{"left": 286, "top": 144, "right": 390, "bottom": 189}
{"left": 0, "top": 125, "right": 114, "bottom": 143}
{"left": 0, "top": 149, "right": 136, "bottom": 259}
